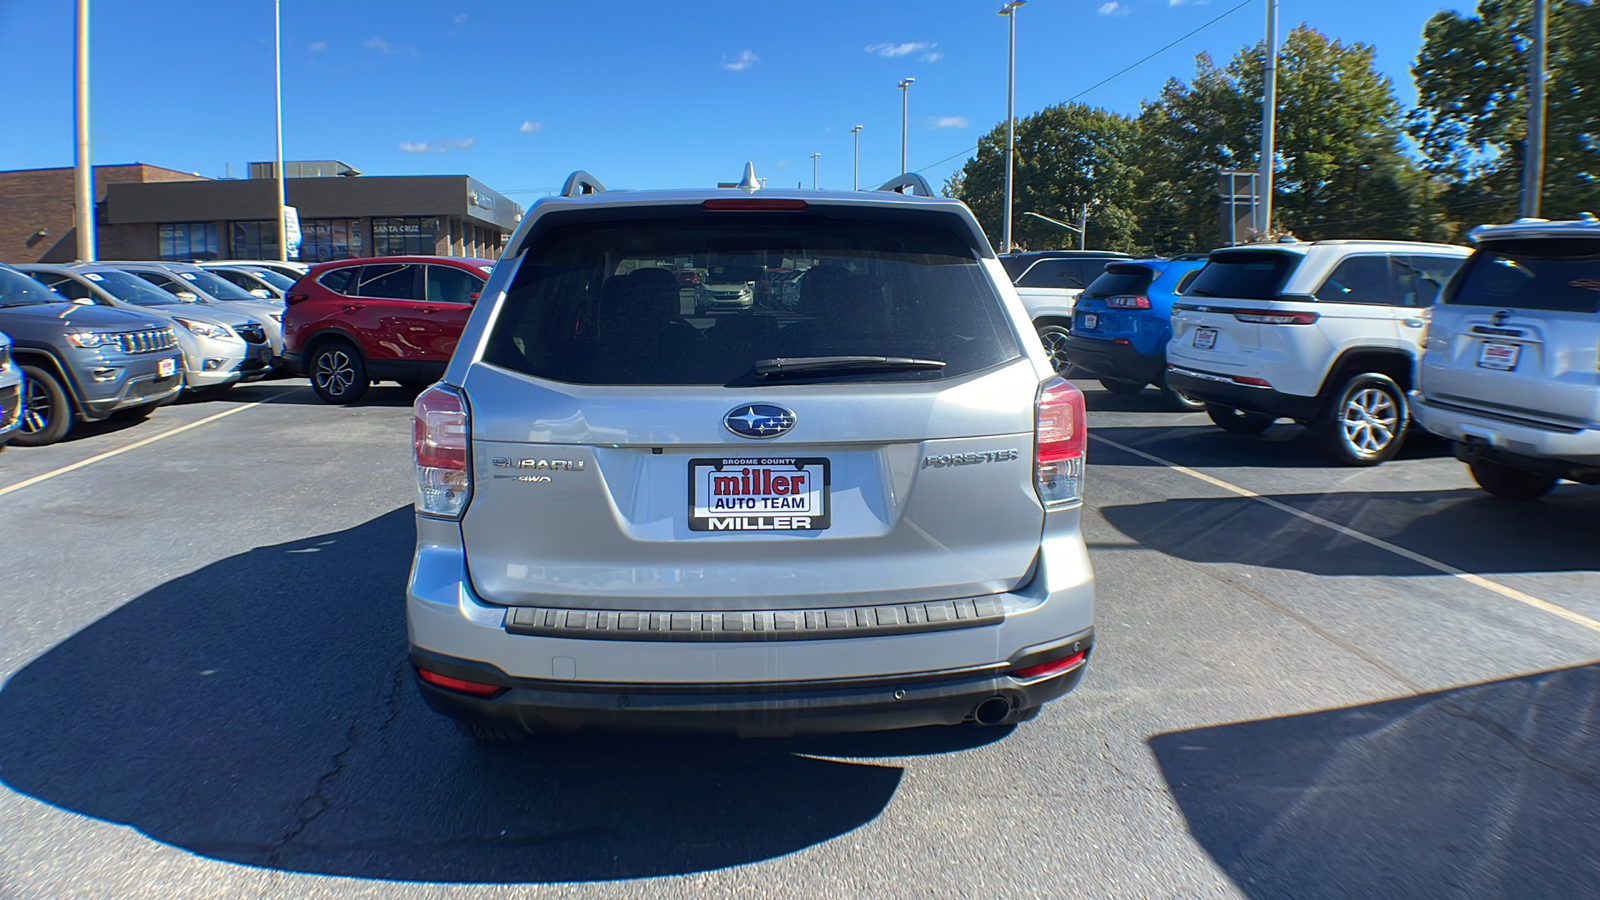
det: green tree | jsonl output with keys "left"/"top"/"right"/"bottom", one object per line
{"left": 951, "top": 103, "right": 1143, "bottom": 253}
{"left": 1136, "top": 26, "right": 1446, "bottom": 253}
{"left": 1410, "top": 0, "right": 1600, "bottom": 229}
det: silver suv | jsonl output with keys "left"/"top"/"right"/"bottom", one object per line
{"left": 407, "top": 169, "right": 1095, "bottom": 740}
{"left": 1413, "top": 218, "right": 1600, "bottom": 499}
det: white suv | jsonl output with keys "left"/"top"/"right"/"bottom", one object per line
{"left": 1165, "top": 240, "right": 1470, "bottom": 465}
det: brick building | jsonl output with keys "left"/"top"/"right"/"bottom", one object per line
{"left": 0, "top": 163, "right": 206, "bottom": 264}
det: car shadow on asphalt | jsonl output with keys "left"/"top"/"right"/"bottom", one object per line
{"left": 1149, "top": 662, "right": 1600, "bottom": 899}
{"left": 1097, "top": 486, "right": 1600, "bottom": 577}
{"left": 1088, "top": 423, "right": 1456, "bottom": 470}
{"left": 229, "top": 381, "right": 423, "bottom": 407}
{"left": 0, "top": 507, "right": 1005, "bottom": 884}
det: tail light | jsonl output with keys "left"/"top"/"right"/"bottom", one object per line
{"left": 1234, "top": 312, "right": 1318, "bottom": 325}
{"left": 1105, "top": 295, "right": 1151, "bottom": 309}
{"left": 1035, "top": 377, "right": 1087, "bottom": 508}
{"left": 285, "top": 292, "right": 310, "bottom": 305}
{"left": 414, "top": 385, "right": 471, "bottom": 517}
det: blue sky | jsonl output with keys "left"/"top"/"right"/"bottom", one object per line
{"left": 0, "top": 0, "right": 1472, "bottom": 202}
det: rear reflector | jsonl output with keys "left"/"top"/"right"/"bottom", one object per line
{"left": 1234, "top": 376, "right": 1273, "bottom": 387}
{"left": 416, "top": 668, "right": 502, "bottom": 696}
{"left": 1012, "top": 651, "right": 1088, "bottom": 681}
{"left": 701, "top": 198, "right": 809, "bottom": 211}
{"left": 414, "top": 385, "right": 470, "bottom": 517}
{"left": 1035, "top": 377, "right": 1087, "bottom": 508}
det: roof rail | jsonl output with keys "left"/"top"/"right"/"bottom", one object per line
{"left": 560, "top": 171, "right": 607, "bottom": 198}
{"left": 878, "top": 173, "right": 936, "bottom": 198}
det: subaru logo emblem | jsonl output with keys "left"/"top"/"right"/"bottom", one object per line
{"left": 724, "top": 404, "right": 796, "bottom": 440}
{"left": 1491, "top": 310, "right": 1512, "bottom": 326}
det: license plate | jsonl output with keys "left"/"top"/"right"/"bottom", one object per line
{"left": 689, "top": 457, "right": 830, "bottom": 531}
{"left": 158, "top": 357, "right": 177, "bottom": 378}
{"left": 1081, "top": 313, "right": 1098, "bottom": 331}
{"left": 1193, "top": 328, "right": 1218, "bottom": 350}
{"left": 1477, "top": 342, "right": 1521, "bottom": 371}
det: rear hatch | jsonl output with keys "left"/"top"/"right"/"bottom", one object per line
{"left": 1422, "top": 236, "right": 1600, "bottom": 428}
{"left": 1169, "top": 249, "right": 1305, "bottom": 368}
{"left": 1073, "top": 263, "right": 1160, "bottom": 340}
{"left": 459, "top": 204, "right": 1046, "bottom": 611}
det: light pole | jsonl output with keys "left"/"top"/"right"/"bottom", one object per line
{"left": 1258, "top": 0, "right": 1278, "bottom": 238}
{"left": 1523, "top": 0, "right": 1549, "bottom": 218}
{"left": 851, "top": 125, "right": 863, "bottom": 190}
{"left": 897, "top": 78, "right": 915, "bottom": 174}
{"left": 998, "top": 1, "right": 1025, "bottom": 253}
{"left": 274, "top": 0, "right": 288, "bottom": 261}
{"left": 811, "top": 153, "right": 821, "bottom": 190}
{"left": 73, "top": 0, "right": 95, "bottom": 261}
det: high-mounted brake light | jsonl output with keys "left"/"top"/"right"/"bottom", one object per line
{"left": 1035, "top": 377, "right": 1087, "bottom": 508}
{"left": 1105, "top": 295, "right": 1151, "bottom": 310}
{"left": 414, "top": 385, "right": 470, "bottom": 517}
{"left": 1234, "top": 312, "right": 1318, "bottom": 325}
{"left": 701, "top": 198, "right": 810, "bottom": 211}
{"left": 416, "top": 668, "right": 501, "bottom": 696}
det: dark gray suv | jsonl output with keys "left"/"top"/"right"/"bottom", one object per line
{"left": 0, "top": 264, "right": 183, "bottom": 447}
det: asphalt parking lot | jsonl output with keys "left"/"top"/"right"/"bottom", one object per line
{"left": 2, "top": 379, "right": 1598, "bottom": 899}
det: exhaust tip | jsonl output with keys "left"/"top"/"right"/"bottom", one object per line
{"left": 974, "top": 696, "right": 1012, "bottom": 726}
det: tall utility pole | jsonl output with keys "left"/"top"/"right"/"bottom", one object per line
{"left": 897, "top": 78, "right": 915, "bottom": 174}
{"left": 274, "top": 0, "right": 288, "bottom": 261}
{"left": 1522, "top": 0, "right": 1549, "bottom": 218}
{"left": 73, "top": 0, "right": 95, "bottom": 262}
{"left": 999, "top": 1, "right": 1025, "bottom": 253}
{"left": 1258, "top": 0, "right": 1278, "bottom": 239}
{"left": 851, "top": 125, "right": 863, "bottom": 191}
{"left": 811, "top": 153, "right": 821, "bottom": 190}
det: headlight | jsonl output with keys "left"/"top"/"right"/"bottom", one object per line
{"left": 66, "top": 332, "right": 122, "bottom": 349}
{"left": 172, "top": 317, "right": 235, "bottom": 340}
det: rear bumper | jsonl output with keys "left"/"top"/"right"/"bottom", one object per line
{"left": 1063, "top": 335, "right": 1165, "bottom": 384}
{"left": 1165, "top": 365, "right": 1323, "bottom": 421}
{"left": 1412, "top": 393, "right": 1600, "bottom": 474}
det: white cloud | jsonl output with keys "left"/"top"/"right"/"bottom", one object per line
{"left": 453, "top": 12, "right": 468, "bottom": 24}
{"left": 518, "top": 120, "right": 544, "bottom": 133}
{"left": 865, "top": 42, "right": 933, "bottom": 58}
{"left": 775, "top": 159, "right": 789, "bottom": 170}
{"left": 720, "top": 50, "right": 758, "bottom": 72}
{"left": 438, "top": 137, "right": 476, "bottom": 149}
{"left": 399, "top": 142, "right": 444, "bottom": 153}
{"left": 308, "top": 41, "right": 326, "bottom": 52}
{"left": 364, "top": 36, "right": 394, "bottom": 53}
{"left": 931, "top": 116, "right": 970, "bottom": 129}
{"left": 922, "top": 50, "right": 944, "bottom": 63}
{"left": 1098, "top": 1, "right": 1129, "bottom": 14}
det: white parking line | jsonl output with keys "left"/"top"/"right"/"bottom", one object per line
{"left": 1090, "top": 433, "right": 1600, "bottom": 635}
{"left": 0, "top": 388, "right": 297, "bottom": 501}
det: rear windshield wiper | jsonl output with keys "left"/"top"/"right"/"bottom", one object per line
{"left": 752, "top": 356, "right": 948, "bottom": 379}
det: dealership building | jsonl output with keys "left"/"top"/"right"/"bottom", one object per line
{"left": 0, "top": 160, "right": 523, "bottom": 265}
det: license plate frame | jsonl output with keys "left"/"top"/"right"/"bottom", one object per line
{"left": 1081, "top": 313, "right": 1098, "bottom": 331}
{"left": 1193, "top": 327, "right": 1218, "bottom": 350}
{"left": 689, "top": 457, "right": 831, "bottom": 532}
{"left": 1476, "top": 341, "right": 1521, "bottom": 371}
{"left": 158, "top": 357, "right": 178, "bottom": 378}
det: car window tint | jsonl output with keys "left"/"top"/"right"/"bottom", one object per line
{"left": 1187, "top": 251, "right": 1300, "bottom": 300}
{"left": 1173, "top": 268, "right": 1203, "bottom": 294}
{"left": 319, "top": 266, "right": 356, "bottom": 294}
{"left": 1404, "top": 255, "right": 1466, "bottom": 307}
{"left": 357, "top": 264, "right": 418, "bottom": 300}
{"left": 1446, "top": 238, "right": 1600, "bottom": 313}
{"left": 1016, "top": 259, "right": 1081, "bottom": 289}
{"left": 135, "top": 272, "right": 186, "bottom": 293}
{"left": 1082, "top": 265, "right": 1155, "bottom": 299}
{"left": 484, "top": 212, "right": 1019, "bottom": 386}
{"left": 426, "top": 265, "right": 482, "bottom": 304}
{"left": 38, "top": 275, "right": 93, "bottom": 302}
{"left": 1315, "top": 256, "right": 1400, "bottom": 305}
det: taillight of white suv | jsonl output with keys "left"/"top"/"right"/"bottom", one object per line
{"left": 414, "top": 385, "right": 470, "bottom": 517}
{"left": 1036, "top": 377, "right": 1087, "bottom": 507}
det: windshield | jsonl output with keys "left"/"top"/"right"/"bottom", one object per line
{"left": 0, "top": 268, "right": 60, "bottom": 307}
{"left": 1185, "top": 251, "right": 1301, "bottom": 301}
{"left": 244, "top": 268, "right": 296, "bottom": 291}
{"left": 1446, "top": 239, "right": 1600, "bottom": 314}
{"left": 91, "top": 269, "right": 192, "bottom": 307}
{"left": 180, "top": 270, "right": 261, "bottom": 301}
{"left": 483, "top": 211, "right": 1019, "bottom": 386}
{"left": 1083, "top": 265, "right": 1157, "bottom": 299}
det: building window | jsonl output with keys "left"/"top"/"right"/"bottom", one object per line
{"left": 371, "top": 217, "right": 438, "bottom": 256}
{"left": 230, "top": 220, "right": 279, "bottom": 260}
{"left": 159, "top": 222, "right": 221, "bottom": 261}
{"left": 301, "top": 218, "right": 364, "bottom": 262}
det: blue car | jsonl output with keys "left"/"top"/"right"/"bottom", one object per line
{"left": 1062, "top": 255, "right": 1210, "bottom": 410}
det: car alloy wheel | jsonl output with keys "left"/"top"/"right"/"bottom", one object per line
{"left": 1036, "top": 324, "right": 1072, "bottom": 375}
{"left": 13, "top": 364, "right": 72, "bottom": 447}
{"left": 314, "top": 350, "right": 356, "bottom": 395}
{"left": 1340, "top": 387, "right": 1400, "bottom": 457}
{"left": 21, "top": 376, "right": 52, "bottom": 435}
{"left": 1315, "top": 373, "right": 1407, "bottom": 466}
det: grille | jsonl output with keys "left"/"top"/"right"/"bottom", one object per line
{"left": 116, "top": 329, "right": 179, "bottom": 354}
{"left": 236, "top": 324, "right": 267, "bottom": 344}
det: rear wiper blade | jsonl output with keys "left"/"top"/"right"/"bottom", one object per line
{"left": 752, "top": 356, "right": 947, "bottom": 378}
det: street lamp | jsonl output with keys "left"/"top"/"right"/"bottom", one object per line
{"left": 811, "top": 152, "right": 821, "bottom": 190}
{"left": 998, "top": 0, "right": 1025, "bottom": 253}
{"left": 851, "top": 125, "right": 863, "bottom": 191}
{"left": 274, "top": 0, "right": 288, "bottom": 261}
{"left": 897, "top": 78, "right": 915, "bottom": 174}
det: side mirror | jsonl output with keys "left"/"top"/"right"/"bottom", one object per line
{"left": 72, "top": 297, "right": 95, "bottom": 306}
{"left": 175, "top": 291, "right": 200, "bottom": 302}
{"left": 250, "top": 288, "right": 272, "bottom": 299}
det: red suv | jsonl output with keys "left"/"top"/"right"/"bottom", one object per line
{"left": 283, "top": 256, "right": 494, "bottom": 403}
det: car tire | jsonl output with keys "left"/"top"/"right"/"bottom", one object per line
{"left": 454, "top": 719, "right": 531, "bottom": 744}
{"left": 1037, "top": 323, "right": 1073, "bottom": 375}
{"left": 1468, "top": 458, "right": 1557, "bottom": 501}
{"left": 1099, "top": 377, "right": 1146, "bottom": 396}
{"left": 1157, "top": 375, "right": 1207, "bottom": 412}
{"left": 1315, "top": 373, "right": 1407, "bottom": 466}
{"left": 12, "top": 364, "right": 73, "bottom": 447}
{"left": 308, "top": 340, "right": 370, "bottom": 405}
{"left": 1205, "top": 403, "right": 1275, "bottom": 435}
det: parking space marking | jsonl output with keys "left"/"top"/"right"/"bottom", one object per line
{"left": 1090, "top": 433, "right": 1600, "bottom": 635}
{"left": 0, "top": 388, "right": 299, "bottom": 501}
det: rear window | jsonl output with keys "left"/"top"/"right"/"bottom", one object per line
{"left": 1185, "top": 251, "right": 1300, "bottom": 301}
{"left": 483, "top": 212, "right": 1019, "bottom": 386}
{"left": 1082, "top": 265, "right": 1157, "bottom": 299}
{"left": 1446, "top": 238, "right": 1600, "bottom": 314}
{"left": 318, "top": 267, "right": 356, "bottom": 294}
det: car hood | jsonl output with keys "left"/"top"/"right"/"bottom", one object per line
{"left": 0, "top": 302, "right": 165, "bottom": 331}
{"left": 140, "top": 306, "right": 260, "bottom": 328}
